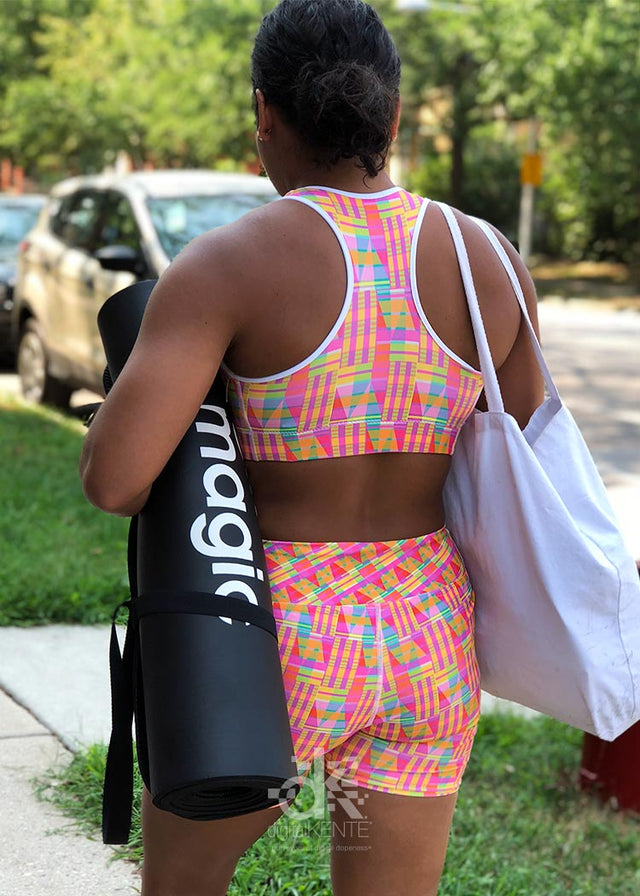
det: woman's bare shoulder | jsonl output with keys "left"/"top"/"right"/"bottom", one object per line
{"left": 192, "top": 195, "right": 316, "bottom": 262}
{"left": 449, "top": 208, "right": 538, "bottom": 325}
{"left": 443, "top": 207, "right": 544, "bottom": 424}
{"left": 148, "top": 198, "right": 302, "bottom": 326}
{"left": 184, "top": 197, "right": 320, "bottom": 292}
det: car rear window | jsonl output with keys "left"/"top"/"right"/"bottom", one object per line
{"left": 146, "top": 193, "right": 274, "bottom": 258}
{"left": 0, "top": 204, "right": 43, "bottom": 248}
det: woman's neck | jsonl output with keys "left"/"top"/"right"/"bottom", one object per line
{"left": 288, "top": 159, "right": 395, "bottom": 195}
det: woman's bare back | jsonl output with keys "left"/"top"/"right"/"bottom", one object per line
{"left": 80, "top": 190, "right": 543, "bottom": 525}
{"left": 223, "top": 196, "right": 544, "bottom": 542}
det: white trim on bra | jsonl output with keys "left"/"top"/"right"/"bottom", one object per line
{"left": 220, "top": 195, "right": 355, "bottom": 384}
{"left": 222, "top": 189, "right": 483, "bottom": 385}
{"left": 409, "top": 198, "right": 482, "bottom": 376}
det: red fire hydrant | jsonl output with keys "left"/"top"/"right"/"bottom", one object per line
{"left": 580, "top": 724, "right": 640, "bottom": 811}
{"left": 579, "top": 561, "right": 640, "bottom": 812}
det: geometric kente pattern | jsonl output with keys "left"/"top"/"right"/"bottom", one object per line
{"left": 264, "top": 528, "right": 480, "bottom": 797}
{"left": 224, "top": 187, "right": 484, "bottom": 461}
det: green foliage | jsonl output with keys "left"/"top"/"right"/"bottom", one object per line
{"left": 0, "top": 0, "right": 638, "bottom": 259}
{"left": 457, "top": 136, "right": 521, "bottom": 240}
{"left": 0, "top": 397, "right": 129, "bottom": 625}
{"left": 379, "top": 0, "right": 639, "bottom": 260}
{"left": 539, "top": 0, "right": 640, "bottom": 262}
{"left": 407, "top": 127, "right": 521, "bottom": 239}
{"left": 0, "top": 0, "right": 267, "bottom": 175}
{"left": 0, "top": 0, "right": 93, "bottom": 89}
{"left": 39, "top": 714, "right": 640, "bottom": 894}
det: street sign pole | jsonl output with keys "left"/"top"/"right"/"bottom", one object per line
{"left": 518, "top": 119, "right": 541, "bottom": 265}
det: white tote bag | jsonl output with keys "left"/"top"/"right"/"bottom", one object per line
{"left": 438, "top": 203, "right": 640, "bottom": 741}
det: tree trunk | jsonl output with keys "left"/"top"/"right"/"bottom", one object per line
{"left": 449, "top": 51, "right": 476, "bottom": 210}
{"left": 451, "top": 127, "right": 465, "bottom": 209}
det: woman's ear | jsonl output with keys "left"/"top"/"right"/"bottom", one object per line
{"left": 255, "top": 89, "right": 274, "bottom": 142}
{"left": 391, "top": 99, "right": 401, "bottom": 142}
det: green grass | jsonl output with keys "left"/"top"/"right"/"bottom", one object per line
{"left": 0, "top": 396, "right": 129, "bottom": 625}
{"left": 38, "top": 714, "right": 640, "bottom": 894}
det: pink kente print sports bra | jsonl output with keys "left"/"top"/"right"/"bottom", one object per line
{"left": 221, "top": 186, "right": 484, "bottom": 462}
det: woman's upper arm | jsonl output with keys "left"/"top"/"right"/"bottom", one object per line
{"left": 462, "top": 216, "right": 545, "bottom": 430}
{"left": 488, "top": 228, "right": 545, "bottom": 429}
{"left": 80, "top": 230, "right": 244, "bottom": 515}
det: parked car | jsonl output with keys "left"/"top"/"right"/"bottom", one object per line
{"left": 0, "top": 193, "right": 47, "bottom": 362}
{"left": 12, "top": 170, "right": 277, "bottom": 405}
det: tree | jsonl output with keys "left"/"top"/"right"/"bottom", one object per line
{"left": 375, "top": 0, "right": 557, "bottom": 208}
{"left": 1, "top": 0, "right": 267, "bottom": 175}
{"left": 0, "top": 0, "right": 95, "bottom": 171}
{"left": 378, "top": 0, "right": 639, "bottom": 261}
{"left": 1, "top": 0, "right": 637, "bottom": 261}
{"left": 541, "top": 0, "right": 640, "bottom": 261}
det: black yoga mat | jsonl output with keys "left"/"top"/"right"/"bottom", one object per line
{"left": 98, "top": 280, "right": 299, "bottom": 843}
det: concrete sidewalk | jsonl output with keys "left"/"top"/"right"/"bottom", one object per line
{"left": 0, "top": 628, "right": 542, "bottom": 896}
{"left": 0, "top": 687, "right": 139, "bottom": 895}
{"left": 0, "top": 626, "right": 116, "bottom": 752}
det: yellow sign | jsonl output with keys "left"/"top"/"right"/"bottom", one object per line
{"left": 521, "top": 153, "right": 543, "bottom": 187}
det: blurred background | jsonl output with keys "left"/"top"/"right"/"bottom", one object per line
{"left": 0, "top": 0, "right": 638, "bottom": 267}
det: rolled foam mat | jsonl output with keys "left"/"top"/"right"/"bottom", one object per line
{"left": 97, "top": 280, "right": 299, "bottom": 841}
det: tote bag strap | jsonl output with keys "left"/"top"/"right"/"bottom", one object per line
{"left": 434, "top": 201, "right": 559, "bottom": 411}
{"left": 470, "top": 215, "right": 559, "bottom": 402}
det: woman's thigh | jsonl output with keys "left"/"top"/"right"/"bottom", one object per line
{"left": 328, "top": 777, "right": 457, "bottom": 896}
{"left": 141, "top": 788, "right": 285, "bottom": 896}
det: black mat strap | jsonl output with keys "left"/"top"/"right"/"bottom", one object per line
{"left": 101, "top": 516, "right": 277, "bottom": 844}
{"left": 102, "top": 515, "right": 139, "bottom": 844}
{"left": 102, "top": 598, "right": 136, "bottom": 844}
{"left": 133, "top": 591, "right": 277, "bottom": 639}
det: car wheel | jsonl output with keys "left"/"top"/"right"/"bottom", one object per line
{"left": 17, "top": 320, "right": 72, "bottom": 408}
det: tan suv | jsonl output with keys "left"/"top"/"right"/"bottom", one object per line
{"left": 13, "top": 170, "right": 277, "bottom": 406}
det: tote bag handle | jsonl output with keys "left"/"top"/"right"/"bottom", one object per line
{"left": 434, "top": 202, "right": 560, "bottom": 412}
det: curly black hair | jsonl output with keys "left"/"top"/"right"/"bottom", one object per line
{"left": 251, "top": 0, "right": 401, "bottom": 178}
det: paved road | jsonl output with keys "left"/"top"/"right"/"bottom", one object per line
{"left": 537, "top": 302, "right": 640, "bottom": 489}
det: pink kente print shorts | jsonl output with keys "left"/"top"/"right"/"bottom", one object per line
{"left": 263, "top": 527, "right": 480, "bottom": 798}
